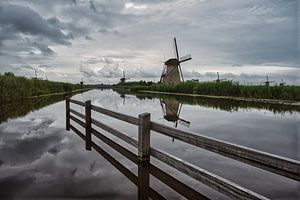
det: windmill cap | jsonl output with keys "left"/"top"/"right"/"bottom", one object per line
{"left": 165, "top": 58, "right": 179, "bottom": 65}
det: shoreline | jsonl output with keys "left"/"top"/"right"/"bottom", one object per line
{"left": 137, "top": 90, "right": 300, "bottom": 106}
{"left": 26, "top": 88, "right": 90, "bottom": 99}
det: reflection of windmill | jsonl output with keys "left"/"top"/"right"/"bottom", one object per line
{"left": 120, "top": 93, "right": 126, "bottom": 105}
{"left": 120, "top": 70, "right": 130, "bottom": 84}
{"left": 160, "top": 99, "right": 190, "bottom": 128}
{"left": 160, "top": 37, "right": 191, "bottom": 83}
{"left": 280, "top": 79, "right": 286, "bottom": 86}
{"left": 262, "top": 75, "right": 274, "bottom": 86}
{"left": 215, "top": 72, "right": 226, "bottom": 83}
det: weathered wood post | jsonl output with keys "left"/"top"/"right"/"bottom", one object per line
{"left": 85, "top": 100, "right": 92, "bottom": 151}
{"left": 138, "top": 113, "right": 151, "bottom": 161}
{"left": 65, "top": 96, "right": 70, "bottom": 131}
{"left": 138, "top": 113, "right": 150, "bottom": 199}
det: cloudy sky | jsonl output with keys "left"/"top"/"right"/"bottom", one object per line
{"left": 0, "top": 0, "right": 299, "bottom": 84}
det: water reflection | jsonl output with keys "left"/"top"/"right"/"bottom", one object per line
{"left": 84, "top": 133, "right": 210, "bottom": 199}
{"left": 115, "top": 89, "right": 300, "bottom": 115}
{"left": 0, "top": 89, "right": 299, "bottom": 199}
{"left": 160, "top": 99, "right": 191, "bottom": 128}
{"left": 0, "top": 91, "right": 83, "bottom": 123}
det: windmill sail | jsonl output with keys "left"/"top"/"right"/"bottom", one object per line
{"left": 180, "top": 54, "right": 192, "bottom": 63}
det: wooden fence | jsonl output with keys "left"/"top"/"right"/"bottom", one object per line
{"left": 66, "top": 97, "right": 300, "bottom": 200}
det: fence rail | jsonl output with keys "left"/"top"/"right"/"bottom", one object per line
{"left": 66, "top": 97, "right": 300, "bottom": 200}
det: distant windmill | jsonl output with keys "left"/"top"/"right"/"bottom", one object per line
{"left": 262, "top": 75, "right": 274, "bottom": 86}
{"left": 280, "top": 79, "right": 286, "bottom": 86}
{"left": 160, "top": 37, "right": 192, "bottom": 83}
{"left": 120, "top": 70, "right": 130, "bottom": 84}
{"left": 215, "top": 72, "right": 226, "bottom": 83}
{"left": 160, "top": 99, "right": 190, "bottom": 128}
{"left": 80, "top": 78, "right": 85, "bottom": 88}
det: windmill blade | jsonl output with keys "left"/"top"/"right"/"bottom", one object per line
{"left": 159, "top": 65, "right": 166, "bottom": 83}
{"left": 178, "top": 63, "right": 184, "bottom": 82}
{"left": 180, "top": 54, "right": 191, "bottom": 63}
{"left": 178, "top": 118, "right": 191, "bottom": 127}
{"left": 174, "top": 37, "right": 179, "bottom": 60}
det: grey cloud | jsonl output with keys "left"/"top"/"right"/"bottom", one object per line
{"left": 38, "top": 64, "right": 52, "bottom": 69}
{"left": 98, "top": 28, "right": 124, "bottom": 37}
{"left": 89, "top": 0, "right": 97, "bottom": 13}
{"left": 85, "top": 35, "right": 93, "bottom": 40}
{"left": 0, "top": 3, "right": 72, "bottom": 45}
{"left": 0, "top": 175, "right": 36, "bottom": 199}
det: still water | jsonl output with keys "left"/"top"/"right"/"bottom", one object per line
{"left": 0, "top": 89, "right": 299, "bottom": 199}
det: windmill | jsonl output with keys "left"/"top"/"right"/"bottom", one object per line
{"left": 120, "top": 70, "right": 130, "bottom": 84}
{"left": 262, "top": 75, "right": 274, "bottom": 86}
{"left": 280, "top": 79, "right": 286, "bottom": 86}
{"left": 159, "top": 99, "right": 191, "bottom": 128}
{"left": 160, "top": 37, "right": 191, "bottom": 84}
{"left": 80, "top": 78, "right": 85, "bottom": 89}
{"left": 215, "top": 72, "right": 226, "bottom": 83}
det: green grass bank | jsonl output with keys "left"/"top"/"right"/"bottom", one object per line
{"left": 117, "top": 80, "right": 300, "bottom": 102}
{"left": 0, "top": 72, "right": 88, "bottom": 101}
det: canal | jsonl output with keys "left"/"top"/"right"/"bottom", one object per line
{"left": 0, "top": 89, "right": 299, "bottom": 199}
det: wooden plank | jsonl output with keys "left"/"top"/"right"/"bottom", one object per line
{"left": 85, "top": 100, "right": 92, "bottom": 151}
{"left": 150, "top": 164, "right": 210, "bottom": 200}
{"left": 92, "top": 128, "right": 138, "bottom": 164}
{"left": 70, "top": 115, "right": 85, "bottom": 128}
{"left": 70, "top": 108, "right": 85, "bottom": 119}
{"left": 151, "top": 122, "right": 300, "bottom": 181}
{"left": 92, "top": 118, "right": 138, "bottom": 148}
{"left": 65, "top": 97, "right": 70, "bottom": 131}
{"left": 138, "top": 113, "right": 151, "bottom": 161}
{"left": 91, "top": 105, "right": 138, "bottom": 125}
{"left": 151, "top": 148, "right": 269, "bottom": 200}
{"left": 69, "top": 99, "right": 85, "bottom": 106}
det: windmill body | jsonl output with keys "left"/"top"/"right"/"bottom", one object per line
{"left": 120, "top": 70, "right": 130, "bottom": 84}
{"left": 262, "top": 75, "right": 274, "bottom": 86}
{"left": 162, "top": 59, "right": 181, "bottom": 83}
{"left": 160, "top": 37, "right": 191, "bottom": 84}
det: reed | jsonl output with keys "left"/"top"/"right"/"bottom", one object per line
{"left": 0, "top": 72, "right": 86, "bottom": 101}
{"left": 126, "top": 81, "right": 300, "bottom": 101}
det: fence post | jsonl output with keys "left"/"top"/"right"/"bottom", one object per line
{"left": 65, "top": 96, "right": 70, "bottom": 131}
{"left": 85, "top": 100, "right": 92, "bottom": 151}
{"left": 138, "top": 113, "right": 151, "bottom": 161}
{"left": 138, "top": 112, "right": 150, "bottom": 199}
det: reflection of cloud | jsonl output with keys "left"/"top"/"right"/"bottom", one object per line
{"left": 0, "top": 174, "right": 36, "bottom": 199}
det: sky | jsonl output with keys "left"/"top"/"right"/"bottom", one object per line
{"left": 0, "top": 0, "right": 299, "bottom": 84}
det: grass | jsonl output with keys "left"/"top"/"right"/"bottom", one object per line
{"left": 117, "top": 80, "right": 300, "bottom": 101}
{"left": 0, "top": 72, "right": 88, "bottom": 101}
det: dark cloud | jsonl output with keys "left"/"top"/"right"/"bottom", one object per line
{"left": 0, "top": 3, "right": 72, "bottom": 45}
{"left": 0, "top": 175, "right": 36, "bottom": 199}
{"left": 89, "top": 0, "right": 97, "bottom": 13}
{"left": 98, "top": 28, "right": 124, "bottom": 36}
{"left": 85, "top": 35, "right": 93, "bottom": 40}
